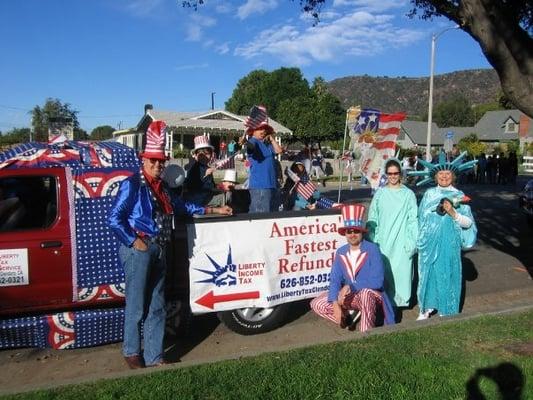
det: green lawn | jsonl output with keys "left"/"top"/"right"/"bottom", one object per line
{"left": 5, "top": 310, "right": 533, "bottom": 400}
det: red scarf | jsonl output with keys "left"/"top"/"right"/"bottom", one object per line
{"left": 143, "top": 171, "right": 173, "bottom": 214}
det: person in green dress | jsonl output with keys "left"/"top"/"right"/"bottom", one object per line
{"left": 367, "top": 159, "right": 418, "bottom": 309}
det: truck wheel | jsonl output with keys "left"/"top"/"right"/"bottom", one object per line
{"left": 166, "top": 299, "right": 191, "bottom": 338}
{"left": 217, "top": 304, "right": 291, "bottom": 335}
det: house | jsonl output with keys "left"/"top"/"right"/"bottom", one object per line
{"left": 113, "top": 105, "right": 292, "bottom": 156}
{"left": 398, "top": 109, "right": 533, "bottom": 154}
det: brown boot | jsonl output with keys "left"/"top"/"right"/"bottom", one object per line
{"left": 124, "top": 355, "right": 145, "bottom": 369}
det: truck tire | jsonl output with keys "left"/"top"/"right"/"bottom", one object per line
{"left": 217, "top": 303, "right": 292, "bottom": 335}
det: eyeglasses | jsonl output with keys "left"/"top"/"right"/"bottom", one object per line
{"left": 345, "top": 229, "right": 362, "bottom": 235}
{"left": 387, "top": 172, "right": 401, "bottom": 176}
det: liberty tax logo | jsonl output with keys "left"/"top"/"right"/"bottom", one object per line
{"left": 195, "top": 245, "right": 236, "bottom": 287}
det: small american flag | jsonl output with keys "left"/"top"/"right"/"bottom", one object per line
{"left": 244, "top": 105, "right": 268, "bottom": 131}
{"left": 296, "top": 173, "right": 316, "bottom": 200}
{"left": 214, "top": 154, "right": 236, "bottom": 170}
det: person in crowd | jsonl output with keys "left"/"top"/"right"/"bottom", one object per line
{"left": 239, "top": 105, "right": 283, "bottom": 213}
{"left": 408, "top": 152, "right": 477, "bottom": 320}
{"left": 507, "top": 151, "right": 518, "bottom": 184}
{"left": 219, "top": 139, "right": 227, "bottom": 159}
{"left": 299, "top": 143, "right": 312, "bottom": 175}
{"left": 367, "top": 159, "right": 418, "bottom": 310}
{"left": 108, "top": 121, "right": 232, "bottom": 369}
{"left": 477, "top": 153, "right": 487, "bottom": 184}
{"left": 281, "top": 161, "right": 337, "bottom": 211}
{"left": 183, "top": 136, "right": 219, "bottom": 206}
{"left": 487, "top": 154, "right": 496, "bottom": 184}
{"left": 310, "top": 149, "right": 326, "bottom": 187}
{"left": 310, "top": 203, "right": 395, "bottom": 332}
{"left": 214, "top": 169, "right": 250, "bottom": 213}
{"left": 227, "top": 138, "right": 236, "bottom": 157}
{"left": 497, "top": 152, "right": 508, "bottom": 184}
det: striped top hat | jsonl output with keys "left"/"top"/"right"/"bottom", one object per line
{"left": 141, "top": 120, "right": 168, "bottom": 160}
{"left": 338, "top": 203, "right": 368, "bottom": 235}
{"left": 192, "top": 135, "right": 214, "bottom": 153}
{"left": 244, "top": 105, "right": 274, "bottom": 134}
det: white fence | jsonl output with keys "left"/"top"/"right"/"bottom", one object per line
{"left": 523, "top": 156, "right": 533, "bottom": 173}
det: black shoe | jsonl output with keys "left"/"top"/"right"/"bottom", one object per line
{"left": 124, "top": 355, "right": 145, "bottom": 369}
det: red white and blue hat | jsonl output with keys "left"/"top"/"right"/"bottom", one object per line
{"left": 244, "top": 105, "right": 274, "bottom": 134}
{"left": 338, "top": 203, "right": 368, "bottom": 235}
{"left": 140, "top": 120, "right": 168, "bottom": 160}
{"left": 192, "top": 135, "right": 214, "bottom": 153}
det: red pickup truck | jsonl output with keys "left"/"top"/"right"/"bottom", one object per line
{"left": 0, "top": 141, "right": 340, "bottom": 349}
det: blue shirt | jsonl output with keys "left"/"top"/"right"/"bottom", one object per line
{"left": 247, "top": 137, "right": 277, "bottom": 189}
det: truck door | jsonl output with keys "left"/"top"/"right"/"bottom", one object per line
{"left": 0, "top": 167, "right": 73, "bottom": 315}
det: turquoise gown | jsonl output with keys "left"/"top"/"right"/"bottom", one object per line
{"left": 417, "top": 186, "right": 477, "bottom": 316}
{"left": 367, "top": 185, "right": 418, "bottom": 307}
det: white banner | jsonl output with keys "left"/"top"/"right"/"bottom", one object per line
{"left": 0, "top": 248, "right": 29, "bottom": 287}
{"left": 188, "top": 213, "right": 343, "bottom": 313}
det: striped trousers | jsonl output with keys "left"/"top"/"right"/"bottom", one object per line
{"left": 310, "top": 289, "right": 382, "bottom": 332}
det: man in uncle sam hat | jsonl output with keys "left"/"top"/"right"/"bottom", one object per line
{"left": 183, "top": 135, "right": 218, "bottom": 206}
{"left": 109, "top": 121, "right": 231, "bottom": 369}
{"left": 310, "top": 203, "right": 395, "bottom": 332}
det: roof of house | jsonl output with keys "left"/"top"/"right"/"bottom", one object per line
{"left": 137, "top": 109, "right": 292, "bottom": 136}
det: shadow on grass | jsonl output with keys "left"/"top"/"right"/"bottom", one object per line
{"left": 466, "top": 362, "right": 524, "bottom": 400}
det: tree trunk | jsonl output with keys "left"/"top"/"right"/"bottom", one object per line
{"left": 455, "top": 0, "right": 533, "bottom": 117}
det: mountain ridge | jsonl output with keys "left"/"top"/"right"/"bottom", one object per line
{"left": 326, "top": 68, "right": 500, "bottom": 118}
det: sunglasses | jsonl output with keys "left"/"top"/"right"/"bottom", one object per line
{"left": 148, "top": 158, "right": 166, "bottom": 165}
{"left": 196, "top": 149, "right": 213, "bottom": 154}
{"left": 345, "top": 228, "right": 362, "bottom": 235}
{"left": 387, "top": 172, "right": 401, "bottom": 176}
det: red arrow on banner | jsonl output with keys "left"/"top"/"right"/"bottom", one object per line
{"left": 195, "top": 290, "right": 260, "bottom": 310}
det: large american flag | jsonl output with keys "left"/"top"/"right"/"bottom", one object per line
{"left": 355, "top": 110, "right": 406, "bottom": 190}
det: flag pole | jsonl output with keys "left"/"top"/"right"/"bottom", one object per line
{"left": 337, "top": 109, "right": 350, "bottom": 203}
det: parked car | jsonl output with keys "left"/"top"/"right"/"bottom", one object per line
{"left": 518, "top": 179, "right": 533, "bottom": 227}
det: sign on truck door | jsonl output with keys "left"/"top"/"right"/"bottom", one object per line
{"left": 0, "top": 167, "right": 74, "bottom": 315}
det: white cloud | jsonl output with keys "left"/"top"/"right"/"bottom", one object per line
{"left": 234, "top": 11, "right": 424, "bottom": 66}
{"left": 175, "top": 63, "right": 209, "bottom": 71}
{"left": 332, "top": 0, "right": 407, "bottom": 12}
{"left": 215, "top": 42, "right": 230, "bottom": 55}
{"left": 237, "top": 0, "right": 278, "bottom": 20}
{"left": 185, "top": 14, "right": 217, "bottom": 42}
{"left": 125, "top": 0, "right": 164, "bottom": 17}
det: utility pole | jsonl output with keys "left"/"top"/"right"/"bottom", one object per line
{"left": 211, "top": 92, "right": 216, "bottom": 110}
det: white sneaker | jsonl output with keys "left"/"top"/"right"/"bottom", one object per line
{"left": 416, "top": 312, "right": 429, "bottom": 321}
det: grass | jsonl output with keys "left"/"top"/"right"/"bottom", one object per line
{"left": 4, "top": 310, "right": 533, "bottom": 400}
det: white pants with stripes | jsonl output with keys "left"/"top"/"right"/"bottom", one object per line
{"left": 310, "top": 289, "right": 381, "bottom": 332}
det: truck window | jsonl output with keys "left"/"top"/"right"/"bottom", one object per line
{"left": 0, "top": 176, "right": 57, "bottom": 231}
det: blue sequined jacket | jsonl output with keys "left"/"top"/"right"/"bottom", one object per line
{"left": 108, "top": 173, "right": 205, "bottom": 247}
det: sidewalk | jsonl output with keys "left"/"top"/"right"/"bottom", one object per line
{"left": 1, "top": 284, "right": 532, "bottom": 396}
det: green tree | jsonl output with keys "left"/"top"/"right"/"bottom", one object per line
{"left": 30, "top": 98, "right": 80, "bottom": 142}
{"left": 457, "top": 133, "right": 486, "bottom": 156}
{"left": 425, "top": 95, "right": 476, "bottom": 127}
{"left": 0, "top": 128, "right": 31, "bottom": 147}
{"left": 91, "top": 125, "right": 115, "bottom": 140}
{"left": 74, "top": 128, "right": 88, "bottom": 140}
{"left": 185, "top": 0, "right": 533, "bottom": 118}
{"left": 225, "top": 68, "right": 309, "bottom": 120}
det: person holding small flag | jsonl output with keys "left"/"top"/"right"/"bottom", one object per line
{"left": 282, "top": 161, "right": 337, "bottom": 210}
{"left": 239, "top": 105, "right": 283, "bottom": 213}
{"left": 310, "top": 203, "right": 395, "bottom": 332}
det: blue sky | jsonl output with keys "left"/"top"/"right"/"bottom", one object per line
{"left": 0, "top": 0, "right": 491, "bottom": 133}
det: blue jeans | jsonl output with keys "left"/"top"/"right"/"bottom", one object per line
{"left": 119, "top": 243, "right": 166, "bottom": 366}
{"left": 249, "top": 188, "right": 275, "bottom": 213}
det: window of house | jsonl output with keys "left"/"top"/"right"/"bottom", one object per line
{"left": 505, "top": 121, "right": 517, "bottom": 133}
{"left": 0, "top": 176, "right": 57, "bottom": 232}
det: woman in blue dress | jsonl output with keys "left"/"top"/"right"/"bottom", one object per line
{"left": 409, "top": 152, "right": 478, "bottom": 320}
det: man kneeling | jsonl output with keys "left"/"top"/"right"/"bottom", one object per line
{"left": 310, "top": 203, "right": 395, "bottom": 332}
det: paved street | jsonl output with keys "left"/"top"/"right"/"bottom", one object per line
{"left": 1, "top": 177, "right": 532, "bottom": 395}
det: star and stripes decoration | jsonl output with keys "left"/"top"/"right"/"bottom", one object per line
{"left": 244, "top": 105, "right": 270, "bottom": 132}
{"left": 295, "top": 173, "right": 317, "bottom": 200}
{"left": 354, "top": 109, "right": 406, "bottom": 190}
{"left": 213, "top": 154, "right": 236, "bottom": 170}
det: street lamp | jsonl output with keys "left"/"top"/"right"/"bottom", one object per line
{"left": 425, "top": 25, "right": 460, "bottom": 161}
